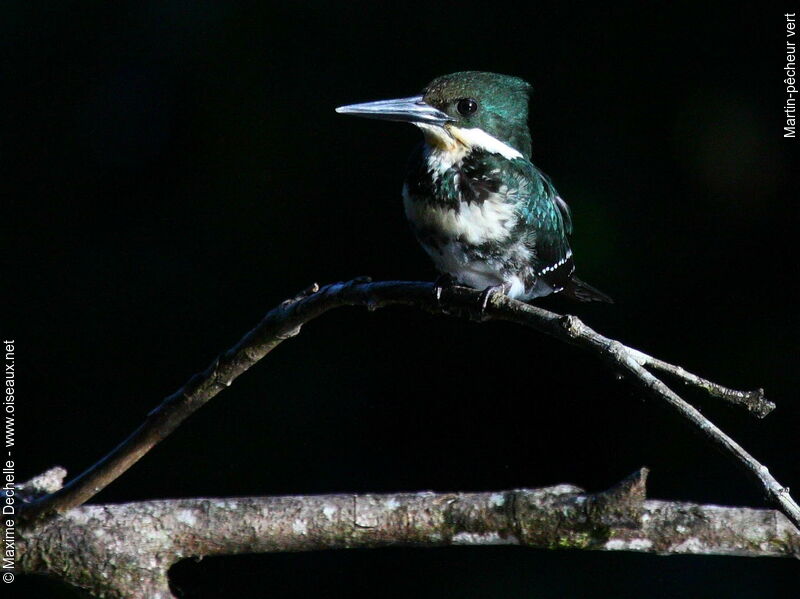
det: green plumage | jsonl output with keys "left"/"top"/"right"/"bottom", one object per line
{"left": 336, "top": 71, "right": 611, "bottom": 303}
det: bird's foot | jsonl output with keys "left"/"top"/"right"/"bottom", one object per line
{"left": 432, "top": 273, "right": 457, "bottom": 305}
{"left": 477, "top": 283, "right": 509, "bottom": 316}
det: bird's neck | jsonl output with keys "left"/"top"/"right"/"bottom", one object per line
{"left": 406, "top": 125, "right": 528, "bottom": 209}
{"left": 404, "top": 143, "right": 516, "bottom": 211}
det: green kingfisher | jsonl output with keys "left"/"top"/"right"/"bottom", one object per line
{"left": 336, "top": 71, "right": 611, "bottom": 305}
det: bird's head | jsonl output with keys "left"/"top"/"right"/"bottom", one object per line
{"left": 336, "top": 71, "right": 533, "bottom": 160}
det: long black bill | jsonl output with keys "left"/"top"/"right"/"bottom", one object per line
{"left": 335, "top": 95, "right": 452, "bottom": 125}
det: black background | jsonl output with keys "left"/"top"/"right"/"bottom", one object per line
{"left": 6, "top": 2, "right": 798, "bottom": 597}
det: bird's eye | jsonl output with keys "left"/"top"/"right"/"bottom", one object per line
{"left": 456, "top": 98, "right": 478, "bottom": 116}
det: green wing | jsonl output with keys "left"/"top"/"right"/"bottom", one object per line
{"left": 512, "top": 160, "right": 574, "bottom": 277}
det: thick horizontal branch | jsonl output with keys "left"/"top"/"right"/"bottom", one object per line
{"left": 18, "top": 469, "right": 799, "bottom": 599}
{"left": 20, "top": 280, "right": 794, "bottom": 531}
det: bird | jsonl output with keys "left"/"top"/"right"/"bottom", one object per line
{"left": 335, "top": 71, "right": 611, "bottom": 307}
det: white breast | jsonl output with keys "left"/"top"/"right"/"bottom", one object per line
{"left": 402, "top": 185, "right": 517, "bottom": 245}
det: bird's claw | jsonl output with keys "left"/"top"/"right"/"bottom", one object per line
{"left": 477, "top": 284, "right": 507, "bottom": 316}
{"left": 432, "top": 273, "right": 456, "bottom": 305}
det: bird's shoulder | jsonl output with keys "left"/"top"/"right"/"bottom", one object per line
{"left": 494, "top": 157, "right": 575, "bottom": 277}
{"left": 498, "top": 158, "right": 572, "bottom": 234}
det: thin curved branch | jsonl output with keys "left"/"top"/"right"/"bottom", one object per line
{"left": 17, "top": 469, "right": 800, "bottom": 599}
{"left": 623, "top": 347, "right": 772, "bottom": 417}
{"left": 19, "top": 279, "right": 795, "bottom": 531}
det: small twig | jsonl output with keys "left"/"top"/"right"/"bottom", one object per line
{"left": 555, "top": 313, "right": 799, "bottom": 529}
{"left": 20, "top": 279, "right": 798, "bottom": 533}
{"left": 625, "top": 347, "right": 773, "bottom": 417}
{"left": 17, "top": 469, "right": 800, "bottom": 599}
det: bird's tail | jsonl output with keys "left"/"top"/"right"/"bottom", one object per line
{"left": 563, "top": 277, "right": 614, "bottom": 303}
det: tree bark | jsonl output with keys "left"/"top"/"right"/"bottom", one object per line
{"left": 17, "top": 468, "right": 799, "bottom": 598}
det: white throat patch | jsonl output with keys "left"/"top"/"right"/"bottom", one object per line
{"left": 448, "top": 126, "right": 523, "bottom": 161}
{"left": 415, "top": 123, "right": 522, "bottom": 180}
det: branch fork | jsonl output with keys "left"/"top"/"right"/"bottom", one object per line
{"left": 12, "top": 278, "right": 799, "bottom": 597}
